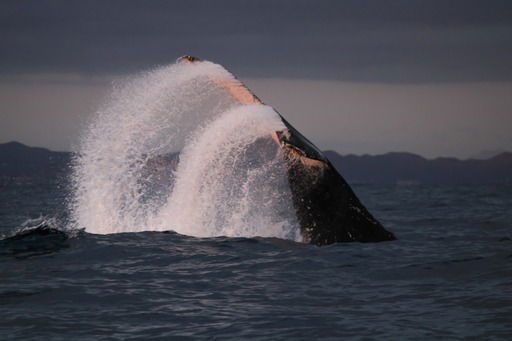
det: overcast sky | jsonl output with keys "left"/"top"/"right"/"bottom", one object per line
{"left": 1, "top": 0, "right": 512, "bottom": 158}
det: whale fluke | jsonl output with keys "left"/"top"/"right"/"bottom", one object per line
{"left": 176, "top": 56, "right": 395, "bottom": 245}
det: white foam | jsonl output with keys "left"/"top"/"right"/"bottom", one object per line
{"left": 70, "top": 60, "right": 300, "bottom": 241}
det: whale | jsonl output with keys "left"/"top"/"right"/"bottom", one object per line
{"left": 176, "top": 56, "right": 396, "bottom": 245}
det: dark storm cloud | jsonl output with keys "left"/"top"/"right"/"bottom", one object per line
{"left": 1, "top": 0, "right": 512, "bottom": 81}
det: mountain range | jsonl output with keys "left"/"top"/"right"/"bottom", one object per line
{"left": 0, "top": 142, "right": 71, "bottom": 180}
{"left": 1, "top": 141, "right": 511, "bottom": 185}
{"left": 324, "top": 151, "right": 512, "bottom": 185}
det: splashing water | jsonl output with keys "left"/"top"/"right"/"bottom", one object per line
{"left": 70, "top": 60, "right": 300, "bottom": 240}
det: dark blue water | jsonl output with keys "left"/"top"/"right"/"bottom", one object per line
{"left": 1, "top": 180, "right": 511, "bottom": 340}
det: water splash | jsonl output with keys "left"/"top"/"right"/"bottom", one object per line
{"left": 70, "top": 60, "right": 299, "bottom": 240}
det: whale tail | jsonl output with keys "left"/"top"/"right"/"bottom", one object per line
{"left": 177, "top": 56, "right": 395, "bottom": 245}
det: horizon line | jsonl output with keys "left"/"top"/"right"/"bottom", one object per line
{"left": 1, "top": 140, "right": 510, "bottom": 162}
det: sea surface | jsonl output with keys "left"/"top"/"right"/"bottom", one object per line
{"left": 1, "top": 179, "right": 511, "bottom": 340}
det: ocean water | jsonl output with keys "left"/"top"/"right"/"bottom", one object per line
{"left": 2, "top": 59, "right": 511, "bottom": 339}
{"left": 1, "top": 180, "right": 511, "bottom": 340}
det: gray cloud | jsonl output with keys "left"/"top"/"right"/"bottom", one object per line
{"left": 1, "top": 0, "right": 512, "bottom": 81}
{"left": 2, "top": 1, "right": 512, "bottom": 157}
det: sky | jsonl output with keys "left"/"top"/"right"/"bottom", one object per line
{"left": 1, "top": 0, "right": 511, "bottom": 158}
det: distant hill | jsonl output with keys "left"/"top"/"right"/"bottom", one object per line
{"left": 324, "top": 151, "right": 512, "bottom": 185}
{"left": 1, "top": 142, "right": 511, "bottom": 185}
{"left": 0, "top": 142, "right": 71, "bottom": 180}
{"left": 470, "top": 149, "right": 510, "bottom": 160}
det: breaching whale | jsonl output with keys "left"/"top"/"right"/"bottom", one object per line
{"left": 177, "top": 56, "right": 395, "bottom": 245}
